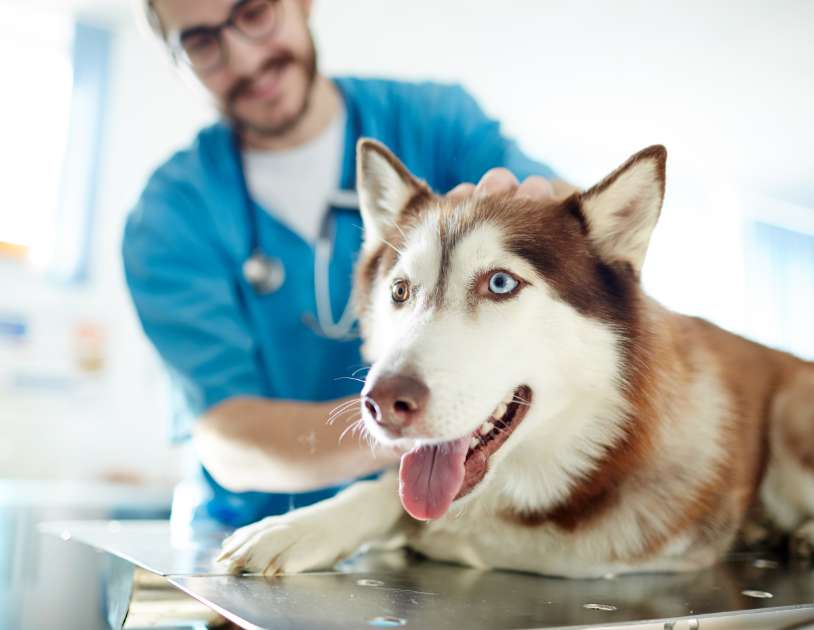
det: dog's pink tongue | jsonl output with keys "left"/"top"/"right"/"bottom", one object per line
{"left": 399, "top": 437, "right": 469, "bottom": 521}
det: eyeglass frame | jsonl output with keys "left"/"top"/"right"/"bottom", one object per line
{"left": 165, "top": 0, "right": 283, "bottom": 75}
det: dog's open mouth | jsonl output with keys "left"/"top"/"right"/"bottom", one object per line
{"left": 399, "top": 385, "right": 532, "bottom": 521}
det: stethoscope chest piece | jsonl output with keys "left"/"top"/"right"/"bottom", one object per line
{"left": 243, "top": 250, "right": 285, "bottom": 294}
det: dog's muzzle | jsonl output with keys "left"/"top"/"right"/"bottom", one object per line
{"left": 362, "top": 373, "right": 429, "bottom": 438}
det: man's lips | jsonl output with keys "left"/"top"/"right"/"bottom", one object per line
{"left": 242, "top": 61, "right": 288, "bottom": 101}
{"left": 229, "top": 57, "right": 294, "bottom": 105}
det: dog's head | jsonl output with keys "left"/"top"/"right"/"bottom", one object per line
{"left": 354, "top": 140, "right": 666, "bottom": 521}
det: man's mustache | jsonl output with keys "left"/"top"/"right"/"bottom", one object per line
{"left": 226, "top": 52, "right": 296, "bottom": 106}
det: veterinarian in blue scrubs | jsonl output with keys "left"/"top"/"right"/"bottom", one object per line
{"left": 124, "top": 0, "right": 565, "bottom": 530}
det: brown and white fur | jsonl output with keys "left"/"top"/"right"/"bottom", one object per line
{"left": 218, "top": 140, "right": 814, "bottom": 577}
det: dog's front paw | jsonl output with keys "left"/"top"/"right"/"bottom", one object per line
{"left": 216, "top": 511, "right": 347, "bottom": 575}
{"left": 790, "top": 520, "right": 814, "bottom": 562}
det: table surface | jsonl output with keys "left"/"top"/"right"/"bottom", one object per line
{"left": 41, "top": 520, "right": 814, "bottom": 630}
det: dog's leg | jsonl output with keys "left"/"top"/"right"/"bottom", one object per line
{"left": 737, "top": 504, "right": 786, "bottom": 551}
{"left": 791, "top": 520, "right": 814, "bottom": 560}
{"left": 761, "top": 368, "right": 814, "bottom": 559}
{"left": 216, "top": 470, "right": 403, "bottom": 574}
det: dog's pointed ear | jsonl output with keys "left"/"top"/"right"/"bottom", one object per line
{"left": 578, "top": 145, "right": 667, "bottom": 276}
{"left": 357, "top": 138, "right": 427, "bottom": 252}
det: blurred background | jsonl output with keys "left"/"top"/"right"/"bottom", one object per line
{"left": 1, "top": 0, "right": 812, "bottom": 627}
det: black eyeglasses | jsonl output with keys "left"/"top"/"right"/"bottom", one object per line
{"left": 168, "top": 0, "right": 282, "bottom": 74}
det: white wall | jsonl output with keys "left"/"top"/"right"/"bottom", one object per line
{"left": 2, "top": 0, "right": 812, "bottom": 482}
{"left": 315, "top": 0, "right": 813, "bottom": 202}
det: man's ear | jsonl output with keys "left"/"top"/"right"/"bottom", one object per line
{"left": 356, "top": 138, "right": 427, "bottom": 252}
{"left": 578, "top": 145, "right": 667, "bottom": 276}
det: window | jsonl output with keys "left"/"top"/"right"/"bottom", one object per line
{"left": 744, "top": 215, "right": 814, "bottom": 359}
{"left": 0, "top": 8, "right": 111, "bottom": 281}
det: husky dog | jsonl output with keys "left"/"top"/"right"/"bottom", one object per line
{"left": 218, "top": 140, "right": 814, "bottom": 577}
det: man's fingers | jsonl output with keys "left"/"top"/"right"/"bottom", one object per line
{"left": 447, "top": 182, "right": 476, "bottom": 200}
{"left": 516, "top": 175, "right": 555, "bottom": 201}
{"left": 476, "top": 168, "right": 518, "bottom": 195}
{"left": 446, "top": 171, "right": 555, "bottom": 203}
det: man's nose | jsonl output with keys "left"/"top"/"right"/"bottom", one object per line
{"left": 363, "top": 374, "right": 429, "bottom": 437}
{"left": 221, "top": 28, "right": 267, "bottom": 77}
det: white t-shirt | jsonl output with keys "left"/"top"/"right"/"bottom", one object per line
{"left": 242, "top": 106, "right": 346, "bottom": 243}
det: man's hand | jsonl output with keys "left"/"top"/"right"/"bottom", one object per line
{"left": 448, "top": 168, "right": 576, "bottom": 201}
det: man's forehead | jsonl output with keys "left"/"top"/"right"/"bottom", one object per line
{"left": 153, "top": 0, "right": 238, "bottom": 32}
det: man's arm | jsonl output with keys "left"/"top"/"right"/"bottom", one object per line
{"left": 193, "top": 396, "right": 399, "bottom": 493}
{"left": 124, "top": 177, "right": 397, "bottom": 495}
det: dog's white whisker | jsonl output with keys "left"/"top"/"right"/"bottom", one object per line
{"left": 329, "top": 398, "right": 361, "bottom": 413}
{"left": 352, "top": 223, "right": 405, "bottom": 255}
{"left": 328, "top": 408, "right": 359, "bottom": 423}
{"left": 327, "top": 404, "right": 361, "bottom": 422}
{"left": 386, "top": 217, "right": 408, "bottom": 241}
{"left": 380, "top": 238, "right": 404, "bottom": 256}
{"left": 327, "top": 412, "right": 353, "bottom": 427}
{"left": 351, "top": 366, "right": 372, "bottom": 377}
{"left": 327, "top": 407, "right": 361, "bottom": 426}
{"left": 328, "top": 400, "right": 361, "bottom": 420}
{"left": 334, "top": 376, "right": 367, "bottom": 384}
{"left": 339, "top": 418, "right": 365, "bottom": 443}
{"left": 327, "top": 400, "right": 362, "bottom": 424}
{"left": 367, "top": 433, "right": 380, "bottom": 453}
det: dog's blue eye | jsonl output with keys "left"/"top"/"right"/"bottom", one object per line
{"left": 488, "top": 271, "right": 518, "bottom": 295}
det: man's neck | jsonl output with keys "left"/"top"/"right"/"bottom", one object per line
{"left": 240, "top": 76, "right": 341, "bottom": 151}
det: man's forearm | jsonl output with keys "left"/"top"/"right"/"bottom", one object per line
{"left": 192, "top": 396, "right": 399, "bottom": 493}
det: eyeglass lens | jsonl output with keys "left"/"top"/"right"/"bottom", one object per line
{"left": 180, "top": 0, "right": 278, "bottom": 72}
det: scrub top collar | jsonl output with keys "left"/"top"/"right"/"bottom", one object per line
{"left": 226, "top": 76, "right": 364, "bottom": 220}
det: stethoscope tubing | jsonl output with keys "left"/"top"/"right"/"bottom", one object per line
{"left": 234, "top": 131, "right": 359, "bottom": 340}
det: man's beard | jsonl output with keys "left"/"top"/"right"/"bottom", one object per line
{"left": 225, "top": 36, "right": 318, "bottom": 138}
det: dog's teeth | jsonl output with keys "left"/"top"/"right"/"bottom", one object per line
{"left": 494, "top": 402, "right": 508, "bottom": 419}
{"left": 469, "top": 437, "right": 479, "bottom": 450}
{"left": 480, "top": 422, "right": 494, "bottom": 435}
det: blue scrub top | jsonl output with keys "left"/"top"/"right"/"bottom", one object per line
{"left": 123, "top": 77, "right": 559, "bottom": 527}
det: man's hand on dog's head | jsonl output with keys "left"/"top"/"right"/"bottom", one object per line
{"left": 447, "top": 168, "right": 557, "bottom": 202}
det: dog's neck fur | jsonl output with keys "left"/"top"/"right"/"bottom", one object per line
{"left": 487, "top": 298, "right": 798, "bottom": 560}
{"left": 482, "top": 295, "right": 664, "bottom": 524}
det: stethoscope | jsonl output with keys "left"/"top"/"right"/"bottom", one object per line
{"left": 235, "top": 133, "right": 360, "bottom": 341}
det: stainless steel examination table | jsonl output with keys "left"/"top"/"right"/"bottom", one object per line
{"left": 41, "top": 520, "right": 814, "bottom": 630}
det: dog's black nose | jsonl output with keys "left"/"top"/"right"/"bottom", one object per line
{"left": 363, "top": 374, "right": 429, "bottom": 436}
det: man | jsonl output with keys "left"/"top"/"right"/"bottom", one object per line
{"left": 124, "top": 0, "right": 569, "bottom": 529}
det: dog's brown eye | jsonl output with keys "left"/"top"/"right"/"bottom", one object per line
{"left": 391, "top": 279, "right": 411, "bottom": 304}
